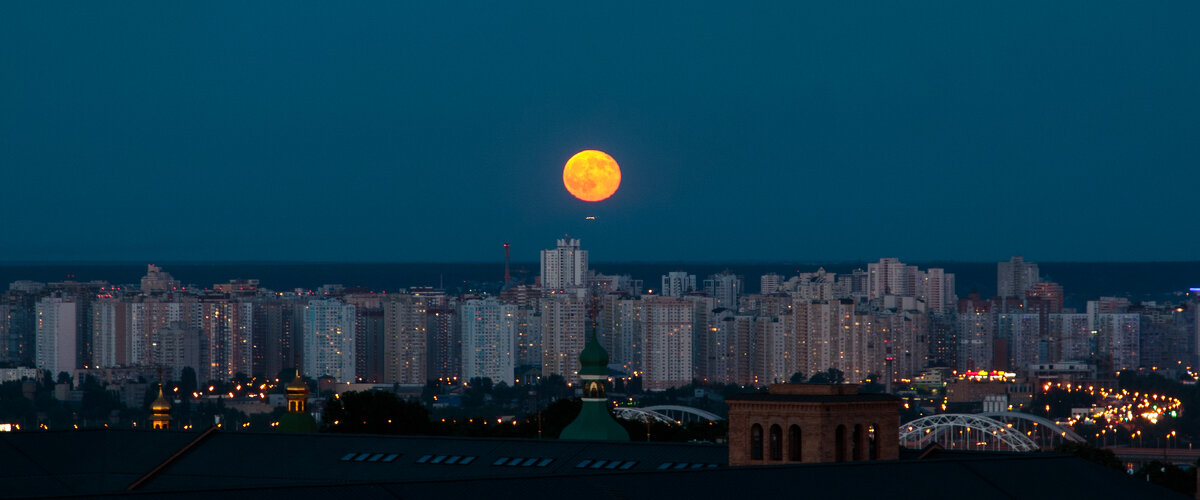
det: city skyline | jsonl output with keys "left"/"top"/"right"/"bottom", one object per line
{"left": 2, "top": 2, "right": 1198, "bottom": 263}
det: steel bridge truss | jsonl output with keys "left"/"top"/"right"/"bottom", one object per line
{"left": 611, "top": 405, "right": 723, "bottom": 425}
{"left": 899, "top": 414, "right": 1040, "bottom": 452}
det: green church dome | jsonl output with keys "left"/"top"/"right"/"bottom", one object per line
{"left": 559, "top": 401, "right": 629, "bottom": 441}
{"left": 578, "top": 331, "right": 609, "bottom": 376}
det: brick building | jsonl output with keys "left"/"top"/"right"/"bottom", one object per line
{"left": 727, "top": 384, "right": 901, "bottom": 465}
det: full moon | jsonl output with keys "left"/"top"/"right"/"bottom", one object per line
{"left": 563, "top": 150, "right": 621, "bottom": 202}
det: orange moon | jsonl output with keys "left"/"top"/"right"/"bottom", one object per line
{"left": 563, "top": 150, "right": 621, "bottom": 202}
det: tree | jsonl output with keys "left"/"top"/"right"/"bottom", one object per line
{"left": 1055, "top": 442, "right": 1122, "bottom": 471}
{"left": 179, "top": 367, "right": 198, "bottom": 400}
{"left": 540, "top": 374, "right": 571, "bottom": 401}
{"left": 1133, "top": 460, "right": 1195, "bottom": 496}
{"left": 56, "top": 371, "right": 72, "bottom": 387}
{"left": 809, "top": 368, "right": 844, "bottom": 384}
{"left": 421, "top": 380, "right": 439, "bottom": 406}
{"left": 323, "top": 390, "right": 432, "bottom": 435}
{"left": 860, "top": 373, "right": 886, "bottom": 394}
{"left": 788, "top": 372, "right": 807, "bottom": 384}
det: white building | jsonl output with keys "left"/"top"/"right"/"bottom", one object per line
{"left": 540, "top": 238, "right": 588, "bottom": 290}
{"left": 540, "top": 289, "right": 587, "bottom": 381}
{"left": 703, "top": 271, "right": 743, "bottom": 310}
{"left": 759, "top": 274, "right": 784, "bottom": 295}
{"left": 997, "top": 256, "right": 1040, "bottom": 298}
{"left": 90, "top": 297, "right": 129, "bottom": 368}
{"left": 129, "top": 299, "right": 183, "bottom": 368}
{"left": 661, "top": 272, "right": 697, "bottom": 298}
{"left": 199, "top": 300, "right": 254, "bottom": 382}
{"left": 460, "top": 298, "right": 516, "bottom": 385}
{"left": 1094, "top": 313, "right": 1140, "bottom": 371}
{"left": 304, "top": 299, "right": 357, "bottom": 383}
{"left": 867, "top": 258, "right": 918, "bottom": 299}
{"left": 919, "top": 268, "right": 956, "bottom": 314}
{"left": 36, "top": 295, "right": 77, "bottom": 376}
{"left": 383, "top": 294, "right": 427, "bottom": 384}
{"left": 641, "top": 296, "right": 693, "bottom": 390}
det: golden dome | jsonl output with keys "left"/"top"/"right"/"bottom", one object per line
{"left": 286, "top": 371, "right": 308, "bottom": 396}
{"left": 151, "top": 386, "right": 171, "bottom": 415}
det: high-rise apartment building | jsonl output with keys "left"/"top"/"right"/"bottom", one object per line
{"left": 997, "top": 256, "right": 1039, "bottom": 298}
{"left": 540, "top": 289, "right": 587, "bottom": 381}
{"left": 303, "top": 299, "right": 356, "bottom": 382}
{"left": 956, "top": 294, "right": 995, "bottom": 372}
{"left": 344, "top": 293, "right": 385, "bottom": 383}
{"left": 704, "top": 271, "right": 743, "bottom": 310}
{"left": 540, "top": 238, "right": 588, "bottom": 290}
{"left": 919, "top": 268, "right": 956, "bottom": 314}
{"left": 91, "top": 296, "right": 130, "bottom": 368}
{"left": 1, "top": 287, "right": 40, "bottom": 366}
{"left": 1048, "top": 313, "right": 1093, "bottom": 362}
{"left": 759, "top": 274, "right": 783, "bottom": 295}
{"left": 867, "top": 258, "right": 918, "bottom": 299}
{"left": 383, "top": 294, "right": 427, "bottom": 384}
{"left": 198, "top": 298, "right": 254, "bottom": 382}
{"left": 460, "top": 298, "right": 516, "bottom": 385}
{"left": 640, "top": 296, "right": 693, "bottom": 390}
{"left": 426, "top": 306, "right": 460, "bottom": 383}
{"left": 253, "top": 296, "right": 305, "bottom": 379}
{"left": 140, "top": 264, "right": 180, "bottom": 293}
{"left": 129, "top": 298, "right": 184, "bottom": 368}
{"left": 1094, "top": 313, "right": 1139, "bottom": 372}
{"left": 36, "top": 295, "right": 77, "bottom": 376}
{"left": 661, "top": 272, "right": 697, "bottom": 298}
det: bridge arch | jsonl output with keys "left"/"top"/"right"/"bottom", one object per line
{"left": 610, "top": 405, "right": 724, "bottom": 425}
{"left": 899, "top": 414, "right": 1040, "bottom": 452}
{"left": 980, "top": 411, "right": 1086, "bottom": 447}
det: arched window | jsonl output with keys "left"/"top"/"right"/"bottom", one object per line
{"left": 750, "top": 424, "right": 763, "bottom": 460}
{"left": 769, "top": 425, "right": 783, "bottom": 460}
{"left": 852, "top": 424, "right": 864, "bottom": 461}
{"left": 788, "top": 425, "right": 802, "bottom": 461}
{"left": 834, "top": 425, "right": 846, "bottom": 462}
{"left": 869, "top": 423, "right": 878, "bottom": 460}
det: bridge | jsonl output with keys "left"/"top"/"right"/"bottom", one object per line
{"left": 899, "top": 412, "right": 1084, "bottom": 452}
{"left": 611, "top": 405, "right": 723, "bottom": 425}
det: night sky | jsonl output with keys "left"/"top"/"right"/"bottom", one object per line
{"left": 2, "top": 2, "right": 1197, "bottom": 263}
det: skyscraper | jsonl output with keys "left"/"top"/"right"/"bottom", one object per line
{"left": 91, "top": 296, "right": 129, "bottom": 368}
{"left": 704, "top": 271, "right": 743, "bottom": 310}
{"left": 867, "top": 258, "right": 917, "bottom": 299}
{"left": 198, "top": 298, "right": 254, "bottom": 382}
{"left": 540, "top": 289, "right": 587, "bottom": 381}
{"left": 36, "top": 294, "right": 77, "bottom": 376}
{"left": 304, "top": 299, "right": 356, "bottom": 382}
{"left": 460, "top": 298, "right": 516, "bottom": 385}
{"left": 919, "top": 268, "right": 956, "bottom": 314}
{"left": 383, "top": 294, "right": 427, "bottom": 384}
{"left": 661, "top": 272, "right": 697, "bottom": 298}
{"left": 540, "top": 238, "right": 588, "bottom": 290}
{"left": 640, "top": 296, "right": 693, "bottom": 390}
{"left": 997, "top": 256, "right": 1040, "bottom": 298}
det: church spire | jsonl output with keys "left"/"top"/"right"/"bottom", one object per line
{"left": 278, "top": 369, "right": 317, "bottom": 433}
{"left": 149, "top": 385, "right": 172, "bottom": 430}
{"left": 559, "top": 302, "right": 629, "bottom": 441}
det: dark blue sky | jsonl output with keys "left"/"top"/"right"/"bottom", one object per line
{"left": 2, "top": 2, "right": 1197, "bottom": 263}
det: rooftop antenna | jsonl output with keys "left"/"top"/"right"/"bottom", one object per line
{"left": 503, "top": 243, "right": 511, "bottom": 284}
